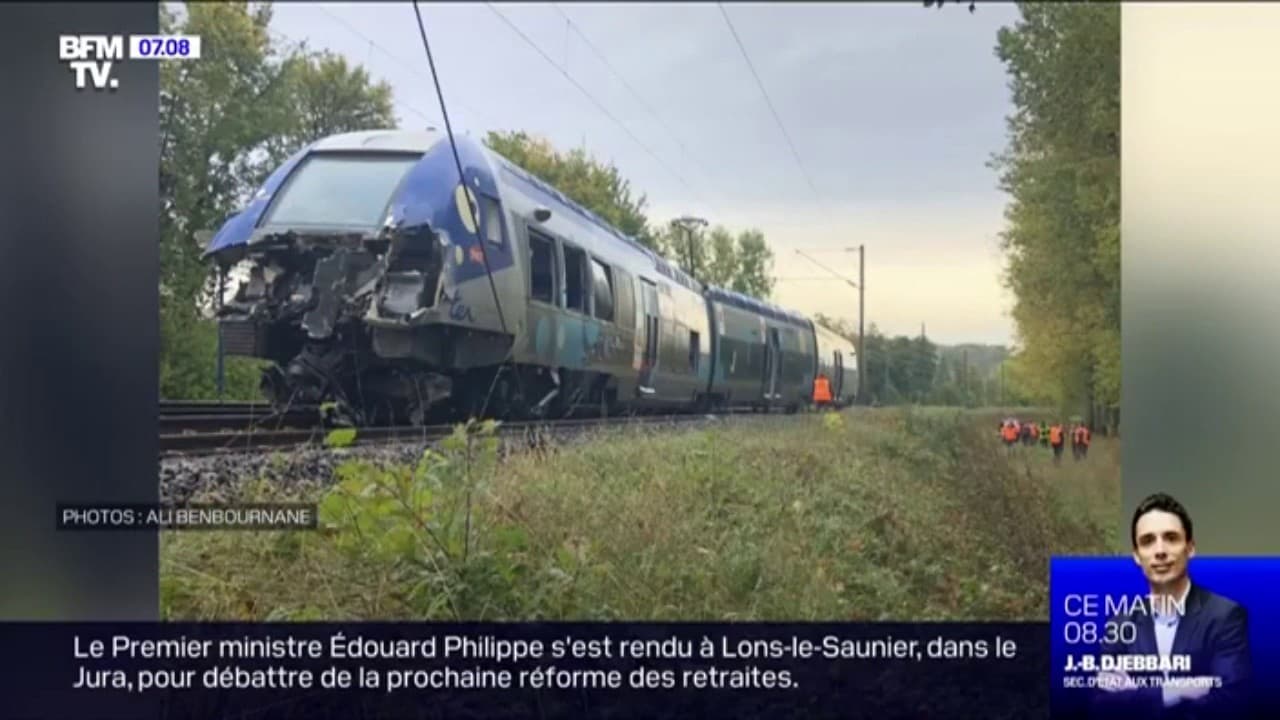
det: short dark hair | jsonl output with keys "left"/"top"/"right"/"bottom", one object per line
{"left": 1131, "top": 493, "right": 1194, "bottom": 548}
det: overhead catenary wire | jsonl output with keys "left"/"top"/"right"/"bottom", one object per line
{"left": 549, "top": 3, "right": 729, "bottom": 208}
{"left": 267, "top": 26, "right": 440, "bottom": 127}
{"left": 774, "top": 276, "right": 860, "bottom": 282}
{"left": 410, "top": 1, "right": 508, "bottom": 334}
{"left": 716, "top": 3, "right": 826, "bottom": 205}
{"left": 410, "top": 0, "right": 528, "bottom": 418}
{"left": 316, "top": 5, "right": 500, "bottom": 131}
{"left": 485, "top": 2, "right": 722, "bottom": 220}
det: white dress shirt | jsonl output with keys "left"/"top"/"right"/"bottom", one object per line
{"left": 1153, "top": 583, "right": 1192, "bottom": 707}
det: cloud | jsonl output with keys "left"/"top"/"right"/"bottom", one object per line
{"left": 270, "top": 2, "right": 1021, "bottom": 344}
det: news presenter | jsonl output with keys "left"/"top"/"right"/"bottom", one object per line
{"left": 1091, "top": 493, "right": 1252, "bottom": 718}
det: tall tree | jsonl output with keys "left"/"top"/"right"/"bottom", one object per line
{"left": 656, "top": 222, "right": 707, "bottom": 279}
{"left": 815, "top": 312, "right": 1027, "bottom": 408}
{"left": 731, "top": 229, "right": 775, "bottom": 299}
{"left": 483, "top": 131, "right": 658, "bottom": 250}
{"left": 268, "top": 50, "right": 396, "bottom": 163}
{"left": 858, "top": 324, "right": 888, "bottom": 404}
{"left": 990, "top": 3, "right": 1119, "bottom": 428}
{"left": 887, "top": 336, "right": 916, "bottom": 400}
{"left": 486, "top": 131, "right": 777, "bottom": 298}
{"left": 159, "top": 2, "right": 291, "bottom": 307}
{"left": 159, "top": 2, "right": 295, "bottom": 400}
{"left": 998, "top": 352, "right": 1055, "bottom": 406}
{"left": 907, "top": 335, "right": 939, "bottom": 403}
{"left": 704, "top": 226, "right": 741, "bottom": 287}
{"left": 659, "top": 224, "right": 774, "bottom": 299}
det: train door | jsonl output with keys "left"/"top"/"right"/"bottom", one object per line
{"left": 834, "top": 351, "right": 844, "bottom": 399}
{"left": 638, "top": 279, "right": 660, "bottom": 395}
{"left": 775, "top": 328, "right": 787, "bottom": 397}
{"left": 762, "top": 327, "right": 781, "bottom": 401}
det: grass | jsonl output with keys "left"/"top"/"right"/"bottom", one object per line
{"left": 159, "top": 407, "right": 1121, "bottom": 622}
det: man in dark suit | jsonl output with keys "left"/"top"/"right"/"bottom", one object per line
{"left": 1090, "top": 493, "right": 1253, "bottom": 719}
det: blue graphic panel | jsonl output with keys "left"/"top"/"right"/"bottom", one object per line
{"left": 1050, "top": 556, "right": 1278, "bottom": 718}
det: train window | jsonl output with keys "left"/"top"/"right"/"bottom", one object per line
{"left": 528, "top": 230, "right": 554, "bottom": 303}
{"left": 481, "top": 195, "right": 503, "bottom": 245}
{"left": 563, "top": 244, "right": 588, "bottom": 313}
{"left": 613, "top": 268, "right": 634, "bottom": 328}
{"left": 689, "top": 331, "right": 700, "bottom": 372}
{"left": 261, "top": 153, "right": 420, "bottom": 230}
{"left": 591, "top": 259, "right": 614, "bottom": 322}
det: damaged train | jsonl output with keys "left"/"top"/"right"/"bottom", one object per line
{"left": 202, "top": 129, "right": 858, "bottom": 425}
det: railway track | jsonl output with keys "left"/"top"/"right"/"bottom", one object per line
{"left": 160, "top": 400, "right": 292, "bottom": 415}
{"left": 159, "top": 402, "right": 727, "bottom": 457}
{"left": 160, "top": 400, "right": 321, "bottom": 435}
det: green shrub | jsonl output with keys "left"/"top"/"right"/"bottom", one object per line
{"left": 161, "top": 410, "right": 1120, "bottom": 621}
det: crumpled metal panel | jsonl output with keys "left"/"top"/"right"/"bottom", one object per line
{"left": 302, "top": 251, "right": 351, "bottom": 340}
{"left": 377, "top": 272, "right": 427, "bottom": 318}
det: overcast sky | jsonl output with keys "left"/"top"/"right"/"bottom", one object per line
{"left": 270, "top": 2, "right": 1022, "bottom": 345}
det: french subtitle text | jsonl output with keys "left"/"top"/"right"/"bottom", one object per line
{"left": 70, "top": 631, "right": 1019, "bottom": 693}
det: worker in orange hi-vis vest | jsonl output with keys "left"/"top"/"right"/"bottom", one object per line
{"left": 1000, "top": 421, "right": 1019, "bottom": 453}
{"left": 1077, "top": 424, "right": 1092, "bottom": 459}
{"left": 813, "top": 373, "right": 833, "bottom": 410}
{"left": 1049, "top": 422, "right": 1066, "bottom": 465}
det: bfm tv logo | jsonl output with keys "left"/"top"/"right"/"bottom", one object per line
{"left": 59, "top": 35, "right": 122, "bottom": 90}
{"left": 58, "top": 34, "right": 201, "bottom": 90}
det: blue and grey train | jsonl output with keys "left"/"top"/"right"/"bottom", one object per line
{"left": 203, "top": 129, "right": 858, "bottom": 424}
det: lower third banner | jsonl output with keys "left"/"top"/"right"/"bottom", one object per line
{"left": 1, "top": 621, "right": 1048, "bottom": 719}
{"left": 1050, "top": 556, "right": 1278, "bottom": 720}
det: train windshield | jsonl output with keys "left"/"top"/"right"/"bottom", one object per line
{"left": 260, "top": 152, "right": 420, "bottom": 231}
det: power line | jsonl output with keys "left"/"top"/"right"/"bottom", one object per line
{"left": 409, "top": 0, "right": 529, "bottom": 419}
{"left": 410, "top": 0, "right": 509, "bottom": 336}
{"left": 267, "top": 25, "right": 439, "bottom": 126}
{"left": 314, "top": 5, "right": 498, "bottom": 130}
{"left": 550, "top": 3, "right": 727, "bottom": 205}
{"left": 716, "top": 3, "right": 824, "bottom": 203}
{"left": 774, "top": 276, "right": 858, "bottom": 282}
{"left": 485, "top": 2, "right": 721, "bottom": 218}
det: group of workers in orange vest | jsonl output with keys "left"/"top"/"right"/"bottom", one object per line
{"left": 809, "top": 374, "right": 1095, "bottom": 467}
{"left": 999, "top": 418, "right": 1092, "bottom": 464}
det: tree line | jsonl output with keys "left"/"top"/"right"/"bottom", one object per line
{"left": 480, "top": 131, "right": 776, "bottom": 298}
{"left": 987, "top": 3, "right": 1120, "bottom": 430}
{"left": 816, "top": 2, "right": 1120, "bottom": 422}
{"left": 813, "top": 314, "right": 1029, "bottom": 407}
{"left": 818, "top": 2, "right": 1118, "bottom": 420}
